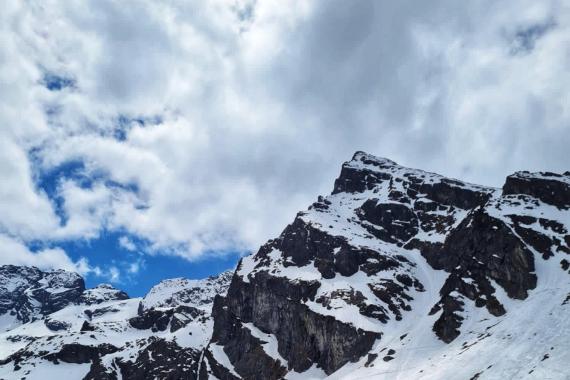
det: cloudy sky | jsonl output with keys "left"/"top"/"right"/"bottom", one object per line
{"left": 1, "top": 0, "right": 568, "bottom": 295}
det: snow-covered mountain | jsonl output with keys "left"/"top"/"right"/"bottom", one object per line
{"left": 0, "top": 269, "right": 232, "bottom": 379}
{"left": 0, "top": 152, "right": 568, "bottom": 379}
{"left": 0, "top": 265, "right": 86, "bottom": 332}
{"left": 205, "top": 152, "right": 569, "bottom": 379}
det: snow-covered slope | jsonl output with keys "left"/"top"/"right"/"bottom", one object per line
{"left": 141, "top": 272, "right": 233, "bottom": 311}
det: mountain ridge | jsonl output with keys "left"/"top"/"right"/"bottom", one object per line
{"left": 0, "top": 151, "right": 568, "bottom": 379}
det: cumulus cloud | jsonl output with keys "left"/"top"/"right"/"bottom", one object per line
{"left": 0, "top": 0, "right": 568, "bottom": 265}
{"left": 119, "top": 236, "right": 136, "bottom": 252}
{"left": 0, "top": 234, "right": 89, "bottom": 275}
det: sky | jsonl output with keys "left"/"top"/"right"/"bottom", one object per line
{"left": 0, "top": 0, "right": 569, "bottom": 296}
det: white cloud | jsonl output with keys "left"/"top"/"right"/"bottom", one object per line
{"left": 119, "top": 236, "right": 136, "bottom": 252}
{"left": 127, "top": 260, "right": 142, "bottom": 275}
{"left": 0, "top": 234, "right": 91, "bottom": 276}
{"left": 108, "top": 266, "right": 121, "bottom": 283}
{"left": 0, "top": 0, "right": 568, "bottom": 265}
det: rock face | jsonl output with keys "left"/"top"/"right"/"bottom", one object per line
{"left": 0, "top": 151, "right": 569, "bottom": 380}
{"left": 503, "top": 171, "right": 570, "bottom": 209}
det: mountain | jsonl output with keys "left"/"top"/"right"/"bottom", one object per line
{"left": 204, "top": 152, "right": 569, "bottom": 379}
{"left": 0, "top": 151, "right": 568, "bottom": 379}
{"left": 0, "top": 265, "right": 86, "bottom": 331}
{"left": 0, "top": 269, "right": 233, "bottom": 380}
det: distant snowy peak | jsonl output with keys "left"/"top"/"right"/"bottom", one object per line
{"left": 0, "top": 265, "right": 132, "bottom": 333}
{"left": 0, "top": 265, "right": 85, "bottom": 330}
{"left": 140, "top": 271, "right": 233, "bottom": 311}
{"left": 0, "top": 266, "right": 235, "bottom": 380}
{"left": 80, "top": 283, "right": 129, "bottom": 305}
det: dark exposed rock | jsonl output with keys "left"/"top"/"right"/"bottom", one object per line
{"left": 84, "top": 358, "right": 119, "bottom": 380}
{"left": 44, "top": 318, "right": 71, "bottom": 331}
{"left": 129, "top": 305, "right": 205, "bottom": 333}
{"left": 419, "top": 208, "right": 539, "bottom": 342}
{"left": 416, "top": 179, "right": 492, "bottom": 210}
{"left": 81, "top": 320, "right": 96, "bottom": 332}
{"left": 369, "top": 280, "right": 413, "bottom": 321}
{"left": 441, "top": 209, "right": 537, "bottom": 299}
{"left": 332, "top": 154, "right": 393, "bottom": 194}
{"left": 503, "top": 172, "right": 570, "bottom": 209}
{"left": 357, "top": 200, "right": 419, "bottom": 243}
{"left": 208, "top": 321, "right": 287, "bottom": 380}
{"left": 0, "top": 265, "right": 233, "bottom": 380}
{"left": 275, "top": 217, "right": 346, "bottom": 270}
{"left": 207, "top": 152, "right": 570, "bottom": 376}
{"left": 84, "top": 305, "right": 122, "bottom": 319}
{"left": 430, "top": 293, "right": 465, "bottom": 344}
{"left": 211, "top": 273, "right": 380, "bottom": 377}
{"left": 364, "top": 353, "right": 378, "bottom": 367}
{"left": 201, "top": 348, "right": 241, "bottom": 380}
{"left": 117, "top": 338, "right": 201, "bottom": 380}
{"left": 45, "top": 343, "right": 119, "bottom": 364}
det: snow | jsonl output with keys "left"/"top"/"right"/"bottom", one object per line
{"left": 0, "top": 312, "right": 20, "bottom": 333}
{"left": 141, "top": 271, "right": 232, "bottom": 311}
{"left": 286, "top": 364, "right": 328, "bottom": 379}
{"left": 243, "top": 322, "right": 288, "bottom": 366}
{"left": 209, "top": 344, "right": 240, "bottom": 378}
{"left": 0, "top": 361, "right": 91, "bottom": 380}
{"left": 228, "top": 153, "right": 569, "bottom": 379}
{"left": 237, "top": 254, "right": 259, "bottom": 283}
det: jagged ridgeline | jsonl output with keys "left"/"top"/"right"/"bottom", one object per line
{"left": 0, "top": 152, "right": 568, "bottom": 379}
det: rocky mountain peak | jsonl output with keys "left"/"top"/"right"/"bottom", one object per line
{"left": 205, "top": 151, "right": 569, "bottom": 379}
{"left": 80, "top": 283, "right": 129, "bottom": 305}
{"left": 140, "top": 271, "right": 233, "bottom": 312}
{"left": 0, "top": 265, "right": 85, "bottom": 330}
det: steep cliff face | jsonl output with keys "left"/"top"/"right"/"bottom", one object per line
{"left": 204, "top": 152, "right": 570, "bottom": 379}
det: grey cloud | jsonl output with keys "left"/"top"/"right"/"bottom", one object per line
{"left": 0, "top": 0, "right": 568, "bottom": 263}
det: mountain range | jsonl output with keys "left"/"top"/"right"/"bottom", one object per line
{"left": 0, "top": 151, "right": 568, "bottom": 379}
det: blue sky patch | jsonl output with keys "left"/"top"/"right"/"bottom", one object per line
{"left": 114, "top": 114, "right": 164, "bottom": 141}
{"left": 42, "top": 72, "right": 76, "bottom": 91}
{"left": 29, "top": 231, "right": 242, "bottom": 297}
